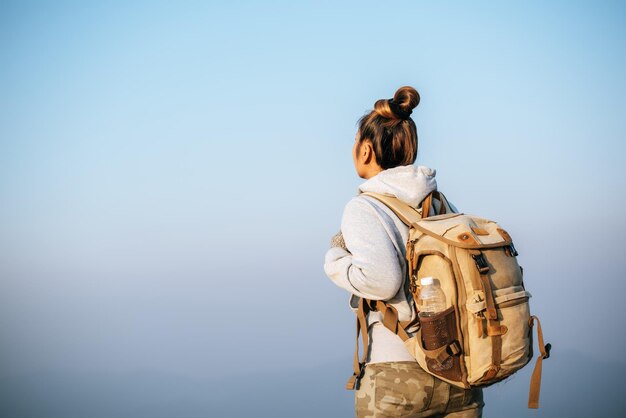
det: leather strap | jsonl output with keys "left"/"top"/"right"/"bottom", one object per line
{"left": 437, "top": 191, "right": 453, "bottom": 214}
{"left": 345, "top": 298, "right": 416, "bottom": 390}
{"left": 528, "top": 315, "right": 550, "bottom": 408}
{"left": 420, "top": 336, "right": 462, "bottom": 364}
{"left": 471, "top": 250, "right": 505, "bottom": 380}
{"left": 370, "top": 300, "right": 411, "bottom": 341}
{"left": 421, "top": 191, "right": 453, "bottom": 218}
{"left": 346, "top": 298, "right": 370, "bottom": 390}
{"left": 421, "top": 193, "right": 432, "bottom": 219}
{"left": 360, "top": 192, "right": 422, "bottom": 226}
{"left": 492, "top": 331, "right": 502, "bottom": 375}
{"left": 477, "top": 315, "right": 485, "bottom": 338}
{"left": 430, "top": 191, "right": 451, "bottom": 214}
{"left": 407, "top": 243, "right": 417, "bottom": 294}
{"left": 480, "top": 275, "right": 498, "bottom": 321}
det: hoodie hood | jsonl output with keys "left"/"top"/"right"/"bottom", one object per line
{"left": 358, "top": 165, "right": 437, "bottom": 208}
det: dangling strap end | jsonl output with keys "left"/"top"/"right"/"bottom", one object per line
{"left": 346, "top": 374, "right": 357, "bottom": 390}
{"left": 346, "top": 362, "right": 365, "bottom": 390}
{"left": 527, "top": 315, "right": 550, "bottom": 409}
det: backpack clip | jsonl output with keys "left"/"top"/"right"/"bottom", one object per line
{"left": 409, "top": 275, "right": 418, "bottom": 294}
{"left": 471, "top": 253, "right": 490, "bottom": 274}
{"left": 504, "top": 243, "right": 519, "bottom": 257}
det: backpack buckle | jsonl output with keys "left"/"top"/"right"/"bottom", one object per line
{"left": 409, "top": 275, "right": 418, "bottom": 294}
{"left": 471, "top": 253, "right": 490, "bottom": 274}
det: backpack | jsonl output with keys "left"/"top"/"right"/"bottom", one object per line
{"left": 346, "top": 191, "right": 551, "bottom": 409}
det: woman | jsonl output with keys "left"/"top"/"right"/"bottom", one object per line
{"left": 324, "top": 86, "right": 484, "bottom": 417}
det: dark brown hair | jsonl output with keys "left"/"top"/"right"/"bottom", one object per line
{"left": 356, "top": 86, "right": 420, "bottom": 169}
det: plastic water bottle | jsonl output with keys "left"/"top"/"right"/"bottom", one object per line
{"left": 417, "top": 277, "right": 446, "bottom": 318}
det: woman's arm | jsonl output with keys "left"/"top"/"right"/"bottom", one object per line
{"left": 324, "top": 197, "right": 403, "bottom": 300}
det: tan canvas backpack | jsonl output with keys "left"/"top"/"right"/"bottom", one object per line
{"left": 346, "top": 191, "right": 551, "bottom": 409}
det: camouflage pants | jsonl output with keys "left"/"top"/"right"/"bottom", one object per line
{"left": 355, "top": 361, "right": 484, "bottom": 418}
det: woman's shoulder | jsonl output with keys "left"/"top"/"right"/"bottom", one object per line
{"left": 343, "top": 194, "right": 377, "bottom": 215}
{"left": 341, "top": 194, "right": 397, "bottom": 225}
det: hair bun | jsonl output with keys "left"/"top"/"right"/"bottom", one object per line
{"left": 391, "top": 86, "right": 420, "bottom": 118}
{"left": 373, "top": 86, "right": 420, "bottom": 121}
{"left": 388, "top": 98, "right": 412, "bottom": 119}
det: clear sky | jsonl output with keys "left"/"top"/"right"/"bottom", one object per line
{"left": 1, "top": 1, "right": 625, "bottom": 417}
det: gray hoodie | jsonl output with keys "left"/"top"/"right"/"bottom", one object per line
{"left": 324, "top": 165, "right": 437, "bottom": 363}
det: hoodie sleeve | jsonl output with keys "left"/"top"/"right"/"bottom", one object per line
{"left": 323, "top": 196, "right": 403, "bottom": 300}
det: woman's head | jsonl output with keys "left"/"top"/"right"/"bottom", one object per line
{"left": 352, "top": 86, "right": 420, "bottom": 178}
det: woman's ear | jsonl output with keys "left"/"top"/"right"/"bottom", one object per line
{"left": 361, "top": 141, "right": 374, "bottom": 164}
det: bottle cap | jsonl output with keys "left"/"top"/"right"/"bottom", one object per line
{"left": 420, "top": 276, "right": 434, "bottom": 286}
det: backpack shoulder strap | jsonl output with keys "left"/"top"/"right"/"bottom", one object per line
{"left": 360, "top": 192, "right": 422, "bottom": 226}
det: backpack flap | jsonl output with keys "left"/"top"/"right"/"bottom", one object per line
{"left": 412, "top": 215, "right": 513, "bottom": 249}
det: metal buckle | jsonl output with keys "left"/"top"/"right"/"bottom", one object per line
{"left": 544, "top": 343, "right": 552, "bottom": 359}
{"left": 409, "top": 275, "right": 418, "bottom": 294}
{"left": 447, "top": 340, "right": 462, "bottom": 356}
{"left": 471, "top": 253, "right": 490, "bottom": 274}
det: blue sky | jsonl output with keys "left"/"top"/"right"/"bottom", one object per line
{"left": 1, "top": 1, "right": 625, "bottom": 416}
